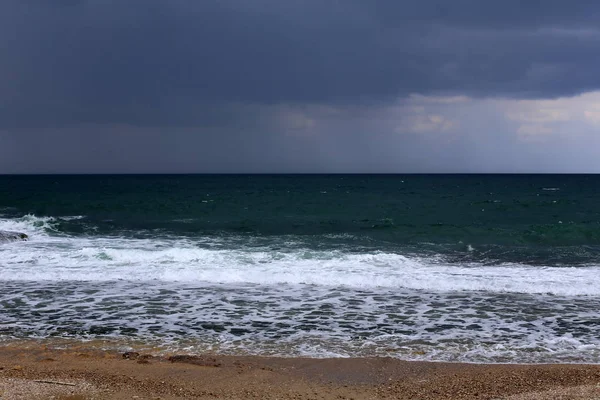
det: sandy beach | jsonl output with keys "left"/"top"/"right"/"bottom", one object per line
{"left": 0, "top": 345, "right": 599, "bottom": 399}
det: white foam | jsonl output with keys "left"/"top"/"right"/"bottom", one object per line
{"left": 4, "top": 215, "right": 600, "bottom": 363}
{"left": 1, "top": 233, "right": 600, "bottom": 296}
{"left": 0, "top": 214, "right": 58, "bottom": 236}
{"left": 3, "top": 277, "right": 600, "bottom": 363}
{"left": 58, "top": 215, "right": 85, "bottom": 221}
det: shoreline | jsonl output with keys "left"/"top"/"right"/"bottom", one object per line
{"left": 2, "top": 344, "right": 600, "bottom": 399}
{"left": 3, "top": 337, "right": 596, "bottom": 366}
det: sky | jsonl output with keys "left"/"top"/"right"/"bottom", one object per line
{"left": 1, "top": 0, "right": 600, "bottom": 173}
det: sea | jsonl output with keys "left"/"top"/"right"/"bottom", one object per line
{"left": 1, "top": 174, "right": 600, "bottom": 364}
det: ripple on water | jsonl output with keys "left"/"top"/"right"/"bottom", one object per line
{"left": 1, "top": 281, "right": 600, "bottom": 363}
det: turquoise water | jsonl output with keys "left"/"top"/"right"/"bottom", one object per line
{"left": 1, "top": 174, "right": 600, "bottom": 362}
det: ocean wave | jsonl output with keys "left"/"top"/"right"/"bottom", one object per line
{"left": 1, "top": 234, "right": 600, "bottom": 296}
{"left": 0, "top": 214, "right": 59, "bottom": 236}
{"left": 0, "top": 214, "right": 89, "bottom": 237}
{"left": 3, "top": 279, "right": 600, "bottom": 363}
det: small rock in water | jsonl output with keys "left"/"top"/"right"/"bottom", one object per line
{"left": 0, "top": 230, "right": 28, "bottom": 242}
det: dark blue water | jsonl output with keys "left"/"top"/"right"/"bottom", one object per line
{"left": 2, "top": 174, "right": 600, "bottom": 263}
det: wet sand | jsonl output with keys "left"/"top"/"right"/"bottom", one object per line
{"left": 1, "top": 345, "right": 600, "bottom": 399}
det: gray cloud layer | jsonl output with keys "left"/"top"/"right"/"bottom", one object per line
{"left": 2, "top": 0, "right": 600, "bottom": 127}
{"left": 1, "top": 1, "right": 599, "bottom": 172}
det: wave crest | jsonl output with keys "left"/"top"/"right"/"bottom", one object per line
{"left": 1, "top": 235, "right": 600, "bottom": 296}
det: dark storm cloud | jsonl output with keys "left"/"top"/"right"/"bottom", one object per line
{"left": 368, "top": 0, "right": 600, "bottom": 28}
{"left": 1, "top": 0, "right": 600, "bottom": 128}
